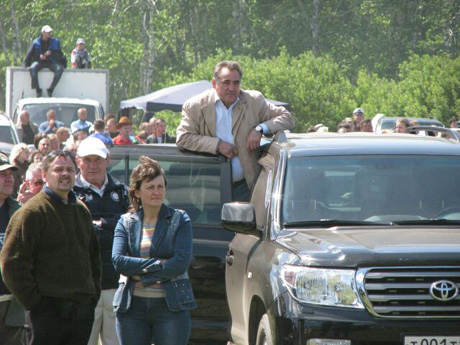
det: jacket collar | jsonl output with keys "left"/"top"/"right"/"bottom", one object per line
{"left": 129, "top": 204, "right": 172, "bottom": 223}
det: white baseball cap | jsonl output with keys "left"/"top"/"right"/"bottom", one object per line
{"left": 41, "top": 25, "right": 53, "bottom": 33}
{"left": 77, "top": 138, "right": 109, "bottom": 158}
{"left": 76, "top": 38, "right": 85, "bottom": 45}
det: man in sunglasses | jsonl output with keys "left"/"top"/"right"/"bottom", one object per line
{"left": 16, "top": 162, "right": 44, "bottom": 204}
{"left": 0, "top": 150, "right": 101, "bottom": 345}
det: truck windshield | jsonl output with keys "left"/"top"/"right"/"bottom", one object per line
{"left": 24, "top": 104, "right": 97, "bottom": 127}
{"left": 282, "top": 155, "right": 460, "bottom": 225}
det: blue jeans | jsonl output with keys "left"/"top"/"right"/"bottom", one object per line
{"left": 29, "top": 61, "right": 64, "bottom": 91}
{"left": 116, "top": 296, "right": 190, "bottom": 345}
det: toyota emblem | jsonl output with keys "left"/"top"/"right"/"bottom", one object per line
{"left": 429, "top": 280, "right": 459, "bottom": 301}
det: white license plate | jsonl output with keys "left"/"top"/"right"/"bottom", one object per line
{"left": 405, "top": 336, "right": 460, "bottom": 345}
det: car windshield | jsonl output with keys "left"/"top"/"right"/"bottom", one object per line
{"left": 282, "top": 155, "right": 460, "bottom": 225}
{"left": 24, "top": 104, "right": 97, "bottom": 127}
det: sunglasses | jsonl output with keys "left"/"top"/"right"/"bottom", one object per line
{"left": 44, "top": 150, "right": 77, "bottom": 167}
{"left": 47, "top": 150, "right": 75, "bottom": 159}
{"left": 30, "top": 180, "right": 44, "bottom": 186}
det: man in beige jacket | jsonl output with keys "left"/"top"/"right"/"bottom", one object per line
{"left": 176, "top": 60, "right": 294, "bottom": 201}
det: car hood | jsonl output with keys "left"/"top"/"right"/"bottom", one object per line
{"left": 276, "top": 226, "right": 460, "bottom": 267}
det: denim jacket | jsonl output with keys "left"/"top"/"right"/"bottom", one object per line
{"left": 112, "top": 204, "right": 196, "bottom": 312}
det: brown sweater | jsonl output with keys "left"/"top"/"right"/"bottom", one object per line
{"left": 0, "top": 191, "right": 101, "bottom": 310}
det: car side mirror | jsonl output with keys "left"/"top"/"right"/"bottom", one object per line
{"left": 221, "top": 202, "right": 260, "bottom": 236}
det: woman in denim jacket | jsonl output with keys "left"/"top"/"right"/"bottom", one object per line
{"left": 112, "top": 156, "right": 196, "bottom": 345}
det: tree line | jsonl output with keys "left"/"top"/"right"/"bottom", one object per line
{"left": 1, "top": 0, "right": 459, "bottom": 131}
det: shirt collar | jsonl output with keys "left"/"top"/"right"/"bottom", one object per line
{"left": 214, "top": 89, "right": 240, "bottom": 109}
{"left": 79, "top": 173, "right": 109, "bottom": 196}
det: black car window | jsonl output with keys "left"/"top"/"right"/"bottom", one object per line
{"left": 108, "top": 155, "right": 222, "bottom": 225}
{"left": 282, "top": 155, "right": 460, "bottom": 224}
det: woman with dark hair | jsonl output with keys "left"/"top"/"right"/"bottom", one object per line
{"left": 112, "top": 156, "right": 196, "bottom": 345}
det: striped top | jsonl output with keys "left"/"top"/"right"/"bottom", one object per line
{"left": 133, "top": 222, "right": 165, "bottom": 298}
{"left": 139, "top": 222, "right": 155, "bottom": 259}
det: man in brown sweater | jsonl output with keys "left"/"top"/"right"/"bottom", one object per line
{"left": 0, "top": 150, "right": 101, "bottom": 345}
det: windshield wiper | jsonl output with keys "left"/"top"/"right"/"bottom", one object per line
{"left": 284, "top": 219, "right": 394, "bottom": 228}
{"left": 393, "top": 219, "right": 460, "bottom": 226}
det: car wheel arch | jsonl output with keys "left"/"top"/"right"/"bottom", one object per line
{"left": 248, "top": 295, "right": 267, "bottom": 345}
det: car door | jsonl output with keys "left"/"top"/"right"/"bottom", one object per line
{"left": 226, "top": 151, "right": 278, "bottom": 343}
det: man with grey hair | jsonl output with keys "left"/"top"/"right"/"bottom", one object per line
{"left": 16, "top": 162, "right": 44, "bottom": 204}
{"left": 177, "top": 60, "right": 295, "bottom": 201}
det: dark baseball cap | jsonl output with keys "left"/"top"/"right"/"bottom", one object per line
{"left": 0, "top": 152, "right": 18, "bottom": 172}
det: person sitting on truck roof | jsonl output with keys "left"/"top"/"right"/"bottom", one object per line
{"left": 71, "top": 107, "right": 93, "bottom": 134}
{"left": 38, "top": 109, "right": 64, "bottom": 134}
{"left": 71, "top": 38, "right": 91, "bottom": 69}
{"left": 24, "top": 25, "right": 66, "bottom": 97}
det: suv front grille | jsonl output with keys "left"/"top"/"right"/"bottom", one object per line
{"left": 357, "top": 267, "right": 460, "bottom": 318}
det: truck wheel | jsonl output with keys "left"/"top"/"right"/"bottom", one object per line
{"left": 255, "top": 314, "right": 274, "bottom": 345}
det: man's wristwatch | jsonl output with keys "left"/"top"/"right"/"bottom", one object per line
{"left": 255, "top": 125, "right": 263, "bottom": 134}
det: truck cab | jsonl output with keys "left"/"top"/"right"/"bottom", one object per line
{"left": 6, "top": 67, "right": 109, "bottom": 124}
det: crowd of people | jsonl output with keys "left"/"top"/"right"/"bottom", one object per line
{"left": 309, "top": 108, "right": 458, "bottom": 134}
{"left": 0, "top": 105, "right": 185, "bottom": 345}
{"left": 1, "top": 55, "right": 457, "bottom": 345}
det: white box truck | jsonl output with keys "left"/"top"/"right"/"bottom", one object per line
{"left": 6, "top": 67, "right": 109, "bottom": 129}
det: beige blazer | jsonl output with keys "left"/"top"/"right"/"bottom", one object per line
{"left": 176, "top": 89, "right": 294, "bottom": 188}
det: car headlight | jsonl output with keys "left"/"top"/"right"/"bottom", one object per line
{"left": 281, "top": 265, "right": 364, "bottom": 308}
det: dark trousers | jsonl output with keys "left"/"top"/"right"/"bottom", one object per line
{"left": 0, "top": 300, "right": 28, "bottom": 345}
{"left": 29, "top": 61, "right": 64, "bottom": 91}
{"left": 28, "top": 297, "right": 94, "bottom": 345}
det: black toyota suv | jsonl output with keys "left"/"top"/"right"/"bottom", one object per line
{"left": 108, "top": 144, "right": 234, "bottom": 344}
{"left": 222, "top": 132, "right": 460, "bottom": 345}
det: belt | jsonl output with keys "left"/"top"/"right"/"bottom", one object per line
{"left": 232, "top": 179, "right": 246, "bottom": 188}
